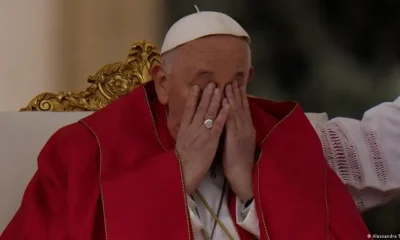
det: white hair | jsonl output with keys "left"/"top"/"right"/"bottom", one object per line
{"left": 161, "top": 48, "right": 179, "bottom": 75}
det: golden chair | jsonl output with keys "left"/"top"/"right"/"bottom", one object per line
{"left": 21, "top": 40, "right": 161, "bottom": 112}
{"left": 15, "top": 40, "right": 400, "bottom": 235}
{"left": 0, "top": 41, "right": 160, "bottom": 233}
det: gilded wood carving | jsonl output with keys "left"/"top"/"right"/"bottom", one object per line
{"left": 21, "top": 40, "right": 161, "bottom": 111}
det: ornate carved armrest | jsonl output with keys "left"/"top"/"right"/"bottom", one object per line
{"left": 21, "top": 40, "right": 161, "bottom": 112}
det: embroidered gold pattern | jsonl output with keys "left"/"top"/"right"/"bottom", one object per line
{"left": 255, "top": 103, "right": 329, "bottom": 240}
{"left": 21, "top": 41, "right": 161, "bottom": 112}
{"left": 79, "top": 120, "right": 109, "bottom": 240}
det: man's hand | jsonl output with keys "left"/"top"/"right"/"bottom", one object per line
{"left": 176, "top": 82, "right": 230, "bottom": 195}
{"left": 223, "top": 81, "right": 256, "bottom": 202}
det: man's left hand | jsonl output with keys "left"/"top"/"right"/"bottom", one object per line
{"left": 223, "top": 81, "right": 256, "bottom": 203}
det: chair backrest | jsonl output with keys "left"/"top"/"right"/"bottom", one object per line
{"left": 19, "top": 39, "right": 331, "bottom": 124}
{"left": 20, "top": 40, "right": 161, "bottom": 112}
{"left": 0, "top": 112, "right": 92, "bottom": 233}
{"left": 0, "top": 41, "right": 161, "bottom": 233}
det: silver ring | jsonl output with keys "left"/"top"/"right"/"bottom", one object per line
{"left": 203, "top": 119, "right": 214, "bottom": 129}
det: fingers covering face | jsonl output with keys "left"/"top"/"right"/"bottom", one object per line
{"left": 180, "top": 81, "right": 249, "bottom": 131}
{"left": 192, "top": 83, "right": 216, "bottom": 125}
{"left": 204, "top": 88, "right": 222, "bottom": 121}
{"left": 240, "top": 84, "right": 250, "bottom": 114}
{"left": 225, "top": 81, "right": 246, "bottom": 112}
{"left": 232, "top": 81, "right": 243, "bottom": 108}
{"left": 181, "top": 85, "right": 201, "bottom": 128}
{"left": 210, "top": 98, "right": 230, "bottom": 137}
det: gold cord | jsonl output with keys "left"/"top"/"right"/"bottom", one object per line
{"left": 195, "top": 185, "right": 235, "bottom": 240}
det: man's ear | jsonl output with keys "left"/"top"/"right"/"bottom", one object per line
{"left": 151, "top": 63, "right": 169, "bottom": 105}
{"left": 247, "top": 67, "right": 254, "bottom": 83}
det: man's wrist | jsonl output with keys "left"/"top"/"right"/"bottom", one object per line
{"left": 227, "top": 169, "right": 254, "bottom": 202}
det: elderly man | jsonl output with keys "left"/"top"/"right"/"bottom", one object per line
{"left": 1, "top": 9, "right": 400, "bottom": 240}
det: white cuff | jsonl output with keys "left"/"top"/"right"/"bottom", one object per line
{"left": 186, "top": 194, "right": 204, "bottom": 233}
{"left": 235, "top": 197, "right": 260, "bottom": 239}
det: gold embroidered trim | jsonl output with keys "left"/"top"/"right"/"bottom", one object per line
{"left": 79, "top": 120, "right": 109, "bottom": 240}
{"left": 142, "top": 83, "right": 192, "bottom": 240}
{"left": 256, "top": 103, "right": 329, "bottom": 240}
{"left": 256, "top": 154, "right": 270, "bottom": 240}
{"left": 255, "top": 102, "right": 297, "bottom": 240}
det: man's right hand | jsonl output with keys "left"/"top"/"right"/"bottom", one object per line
{"left": 175, "top": 82, "right": 230, "bottom": 195}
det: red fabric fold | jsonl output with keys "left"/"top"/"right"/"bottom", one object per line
{"left": 1, "top": 82, "right": 370, "bottom": 240}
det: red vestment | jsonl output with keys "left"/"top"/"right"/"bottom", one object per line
{"left": 1, "top": 82, "right": 370, "bottom": 240}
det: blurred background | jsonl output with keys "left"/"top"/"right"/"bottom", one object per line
{"left": 0, "top": 0, "right": 399, "bottom": 233}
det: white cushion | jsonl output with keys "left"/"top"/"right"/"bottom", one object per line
{"left": 0, "top": 111, "right": 92, "bottom": 233}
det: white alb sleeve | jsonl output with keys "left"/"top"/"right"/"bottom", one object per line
{"left": 235, "top": 197, "right": 260, "bottom": 239}
{"left": 186, "top": 194, "right": 204, "bottom": 233}
{"left": 311, "top": 97, "right": 400, "bottom": 212}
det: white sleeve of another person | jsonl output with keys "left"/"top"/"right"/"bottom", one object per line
{"left": 311, "top": 96, "right": 400, "bottom": 212}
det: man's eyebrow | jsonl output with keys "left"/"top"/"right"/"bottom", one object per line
{"left": 235, "top": 71, "right": 245, "bottom": 77}
{"left": 188, "top": 69, "right": 214, "bottom": 85}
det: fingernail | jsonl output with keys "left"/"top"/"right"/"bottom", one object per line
{"left": 214, "top": 88, "right": 220, "bottom": 94}
{"left": 207, "top": 82, "right": 215, "bottom": 89}
{"left": 192, "top": 85, "right": 200, "bottom": 92}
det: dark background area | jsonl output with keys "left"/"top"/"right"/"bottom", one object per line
{"left": 166, "top": 0, "right": 400, "bottom": 234}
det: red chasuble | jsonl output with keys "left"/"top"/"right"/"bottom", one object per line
{"left": 1, "top": 82, "right": 370, "bottom": 240}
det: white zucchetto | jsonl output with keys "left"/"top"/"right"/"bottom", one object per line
{"left": 160, "top": 6, "right": 251, "bottom": 55}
